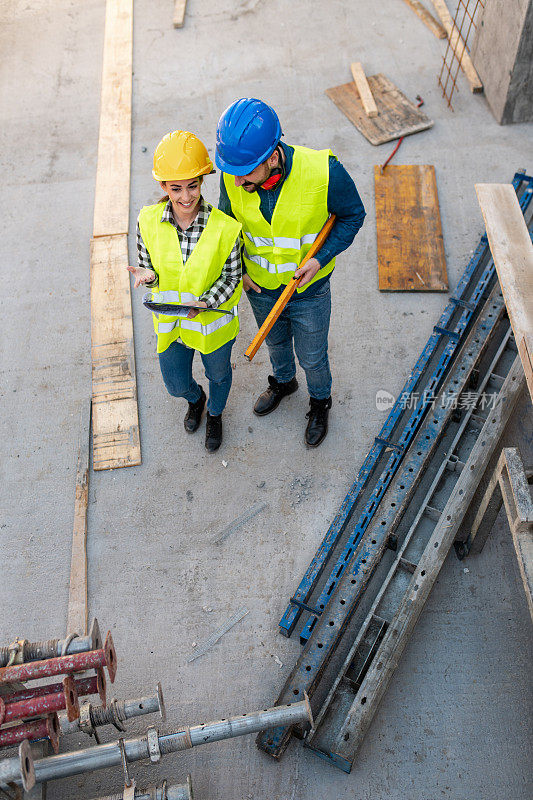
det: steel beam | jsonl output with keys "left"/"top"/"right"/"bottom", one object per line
{"left": 304, "top": 350, "right": 524, "bottom": 770}
{"left": 257, "top": 280, "right": 511, "bottom": 758}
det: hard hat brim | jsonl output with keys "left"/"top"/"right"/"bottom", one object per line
{"left": 214, "top": 145, "right": 277, "bottom": 177}
{"left": 152, "top": 164, "right": 215, "bottom": 182}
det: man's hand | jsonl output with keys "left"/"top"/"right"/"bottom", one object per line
{"left": 126, "top": 265, "right": 156, "bottom": 288}
{"left": 243, "top": 273, "right": 261, "bottom": 293}
{"left": 185, "top": 300, "right": 208, "bottom": 319}
{"left": 294, "top": 257, "right": 321, "bottom": 288}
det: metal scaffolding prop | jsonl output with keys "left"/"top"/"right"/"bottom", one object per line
{"left": 92, "top": 777, "right": 193, "bottom": 800}
{"left": 258, "top": 172, "right": 533, "bottom": 760}
{"left": 279, "top": 171, "right": 533, "bottom": 643}
{"left": 0, "top": 619, "right": 102, "bottom": 667}
{"left": 0, "top": 699, "right": 311, "bottom": 788}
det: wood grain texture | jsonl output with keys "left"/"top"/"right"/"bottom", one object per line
{"left": 173, "top": 0, "right": 187, "bottom": 27}
{"left": 476, "top": 183, "right": 533, "bottom": 404}
{"left": 93, "top": 0, "right": 133, "bottom": 237}
{"left": 401, "top": 0, "right": 447, "bottom": 39}
{"left": 375, "top": 165, "right": 448, "bottom": 292}
{"left": 67, "top": 400, "right": 91, "bottom": 636}
{"left": 326, "top": 74, "right": 433, "bottom": 145}
{"left": 431, "top": 0, "right": 483, "bottom": 92}
{"left": 91, "top": 234, "right": 141, "bottom": 470}
{"left": 350, "top": 62, "right": 378, "bottom": 117}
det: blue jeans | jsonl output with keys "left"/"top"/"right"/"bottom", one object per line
{"left": 247, "top": 282, "right": 332, "bottom": 400}
{"left": 158, "top": 338, "right": 235, "bottom": 417}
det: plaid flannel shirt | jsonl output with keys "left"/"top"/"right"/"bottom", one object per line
{"left": 136, "top": 197, "right": 242, "bottom": 308}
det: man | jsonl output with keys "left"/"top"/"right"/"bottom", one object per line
{"left": 216, "top": 98, "right": 365, "bottom": 447}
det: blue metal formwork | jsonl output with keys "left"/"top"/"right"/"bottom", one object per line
{"left": 279, "top": 171, "right": 533, "bottom": 641}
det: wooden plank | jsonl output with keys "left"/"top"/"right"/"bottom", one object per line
{"left": 430, "top": 0, "right": 483, "bottom": 92}
{"left": 350, "top": 62, "right": 378, "bottom": 118}
{"left": 93, "top": 0, "right": 133, "bottom": 237}
{"left": 67, "top": 400, "right": 91, "bottom": 636}
{"left": 476, "top": 183, "right": 533, "bottom": 404}
{"left": 375, "top": 165, "right": 448, "bottom": 291}
{"left": 91, "top": 234, "right": 141, "bottom": 470}
{"left": 173, "top": 0, "right": 187, "bottom": 27}
{"left": 401, "top": 0, "right": 447, "bottom": 39}
{"left": 326, "top": 74, "right": 433, "bottom": 146}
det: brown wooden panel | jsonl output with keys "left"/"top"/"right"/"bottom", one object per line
{"left": 91, "top": 234, "right": 141, "bottom": 470}
{"left": 374, "top": 165, "right": 448, "bottom": 292}
{"left": 326, "top": 74, "right": 433, "bottom": 146}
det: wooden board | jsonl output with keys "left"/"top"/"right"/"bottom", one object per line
{"left": 375, "top": 165, "right": 448, "bottom": 291}
{"left": 67, "top": 400, "right": 91, "bottom": 634}
{"left": 476, "top": 183, "right": 533, "bottom": 404}
{"left": 326, "top": 74, "right": 433, "bottom": 146}
{"left": 350, "top": 62, "right": 378, "bottom": 118}
{"left": 91, "top": 234, "right": 141, "bottom": 470}
{"left": 430, "top": 0, "right": 483, "bottom": 92}
{"left": 401, "top": 0, "right": 447, "bottom": 39}
{"left": 173, "top": 0, "right": 188, "bottom": 27}
{"left": 93, "top": 0, "right": 133, "bottom": 237}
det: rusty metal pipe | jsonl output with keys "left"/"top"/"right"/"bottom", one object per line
{"left": 0, "top": 697, "right": 312, "bottom": 785}
{"left": 2, "top": 678, "right": 79, "bottom": 725}
{"left": 0, "top": 619, "right": 102, "bottom": 667}
{"left": 0, "top": 714, "right": 60, "bottom": 753}
{"left": 4, "top": 675, "right": 98, "bottom": 705}
{"left": 0, "top": 633, "right": 116, "bottom": 686}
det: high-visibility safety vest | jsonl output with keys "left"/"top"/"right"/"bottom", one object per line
{"left": 223, "top": 145, "right": 335, "bottom": 293}
{"left": 138, "top": 202, "right": 242, "bottom": 354}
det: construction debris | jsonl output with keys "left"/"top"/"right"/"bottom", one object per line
{"left": 326, "top": 73, "right": 433, "bottom": 145}
{"left": 187, "top": 608, "right": 249, "bottom": 662}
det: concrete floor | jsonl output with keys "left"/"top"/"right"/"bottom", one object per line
{"left": 1, "top": 1, "right": 532, "bottom": 798}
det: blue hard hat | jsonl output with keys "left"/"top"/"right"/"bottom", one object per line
{"left": 215, "top": 98, "right": 282, "bottom": 176}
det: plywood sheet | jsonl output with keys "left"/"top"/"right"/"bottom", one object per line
{"left": 93, "top": 0, "right": 133, "bottom": 237}
{"left": 326, "top": 74, "right": 433, "bottom": 146}
{"left": 91, "top": 234, "right": 141, "bottom": 470}
{"left": 476, "top": 183, "right": 533, "bottom": 403}
{"left": 375, "top": 165, "right": 448, "bottom": 291}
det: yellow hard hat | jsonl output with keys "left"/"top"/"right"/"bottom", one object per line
{"left": 152, "top": 131, "right": 214, "bottom": 181}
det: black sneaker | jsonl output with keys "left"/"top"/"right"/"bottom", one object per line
{"left": 253, "top": 375, "right": 298, "bottom": 416}
{"left": 205, "top": 413, "right": 223, "bottom": 452}
{"left": 305, "top": 396, "right": 332, "bottom": 448}
{"left": 184, "top": 387, "right": 206, "bottom": 433}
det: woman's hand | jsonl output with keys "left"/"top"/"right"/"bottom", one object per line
{"left": 126, "top": 265, "right": 156, "bottom": 288}
{"left": 185, "top": 300, "right": 208, "bottom": 319}
{"left": 243, "top": 273, "right": 261, "bottom": 293}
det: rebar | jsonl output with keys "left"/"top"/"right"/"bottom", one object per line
{"left": 0, "top": 698, "right": 312, "bottom": 786}
{"left": 0, "top": 620, "right": 101, "bottom": 667}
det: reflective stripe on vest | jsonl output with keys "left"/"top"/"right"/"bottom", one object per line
{"left": 157, "top": 306, "right": 239, "bottom": 336}
{"left": 149, "top": 290, "right": 199, "bottom": 304}
{"left": 243, "top": 232, "right": 319, "bottom": 250}
{"left": 244, "top": 249, "right": 297, "bottom": 274}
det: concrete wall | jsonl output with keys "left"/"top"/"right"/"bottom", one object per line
{"left": 472, "top": 0, "right": 533, "bottom": 124}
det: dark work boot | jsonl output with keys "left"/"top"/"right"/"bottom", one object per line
{"left": 205, "top": 413, "right": 223, "bottom": 452}
{"left": 305, "top": 396, "right": 332, "bottom": 448}
{"left": 184, "top": 387, "right": 206, "bottom": 433}
{"left": 253, "top": 375, "right": 298, "bottom": 416}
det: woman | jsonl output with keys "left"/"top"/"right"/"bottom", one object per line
{"left": 127, "top": 131, "right": 242, "bottom": 452}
